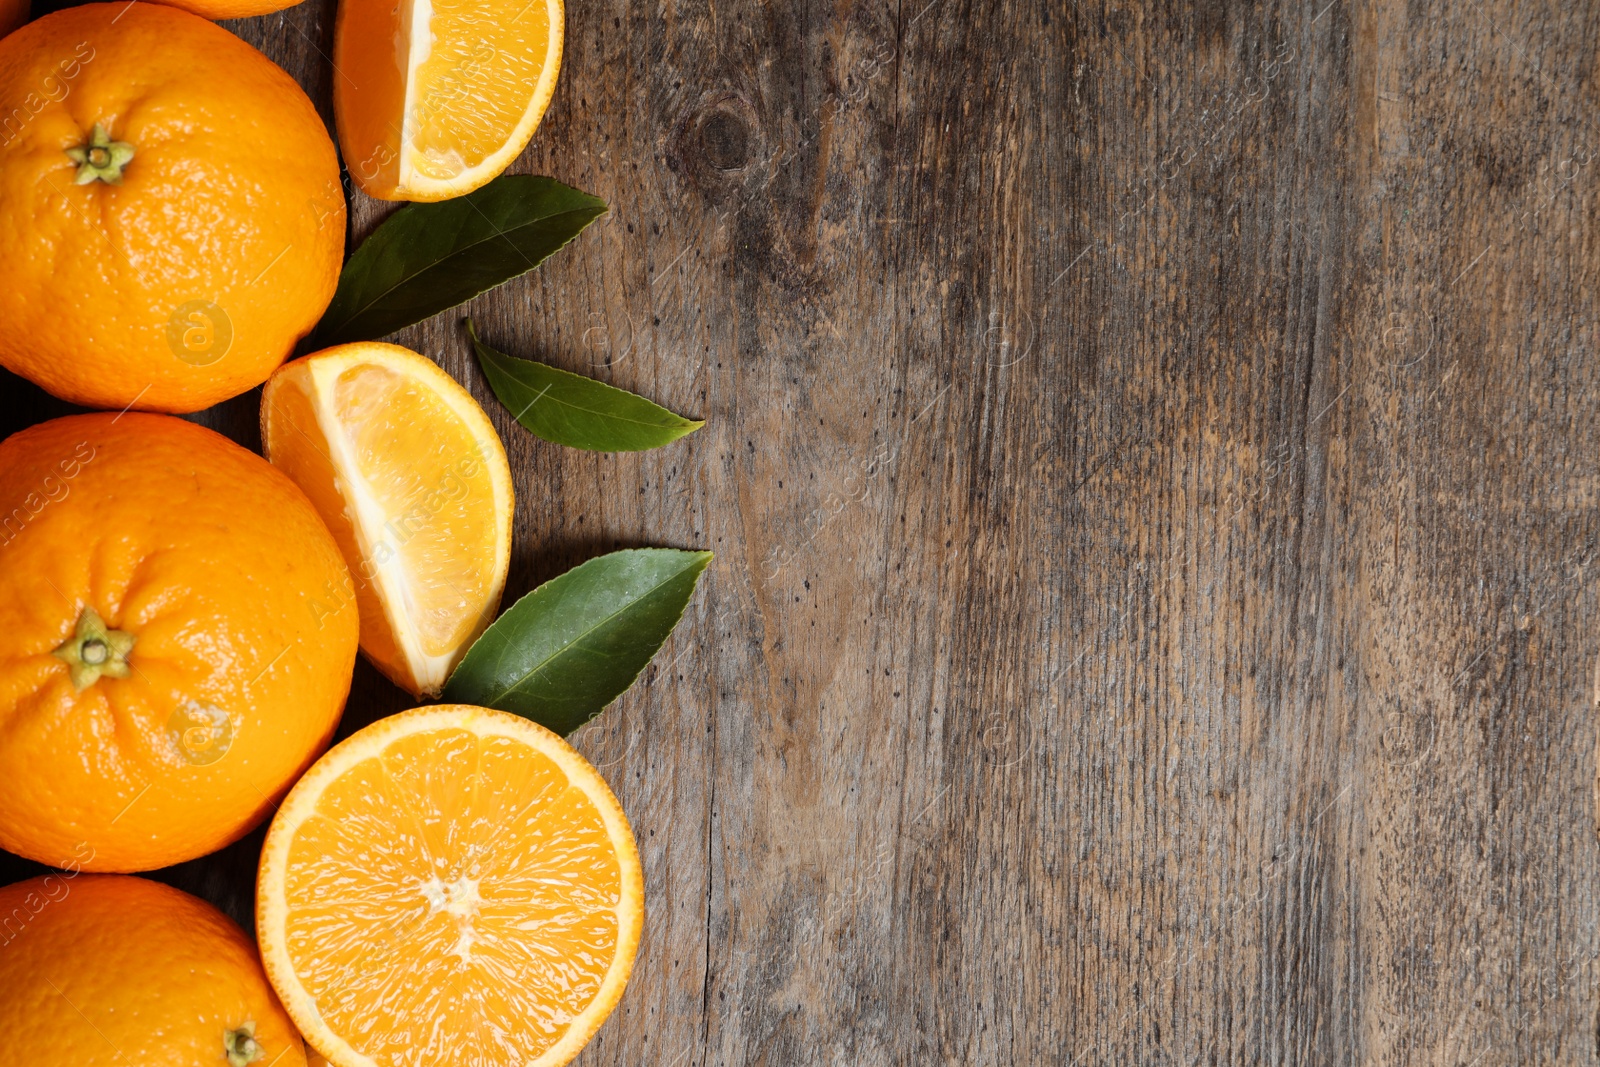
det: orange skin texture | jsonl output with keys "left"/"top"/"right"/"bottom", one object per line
{"left": 0, "top": 4, "right": 345, "bottom": 413}
{"left": 0, "top": 413, "right": 359, "bottom": 872}
{"left": 332, "top": 0, "right": 406, "bottom": 197}
{"left": 0, "top": 875, "right": 308, "bottom": 1066}
{"left": 157, "top": 0, "right": 307, "bottom": 20}
{"left": 0, "top": 0, "right": 27, "bottom": 40}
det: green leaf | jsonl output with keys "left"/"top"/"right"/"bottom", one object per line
{"left": 315, "top": 175, "right": 607, "bottom": 346}
{"left": 468, "top": 320, "right": 704, "bottom": 451}
{"left": 443, "top": 548, "right": 713, "bottom": 735}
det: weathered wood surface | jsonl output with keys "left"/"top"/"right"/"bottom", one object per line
{"left": 4, "top": 0, "right": 1599, "bottom": 1061}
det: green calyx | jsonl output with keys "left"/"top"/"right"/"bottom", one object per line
{"left": 65, "top": 123, "right": 135, "bottom": 185}
{"left": 52, "top": 607, "right": 135, "bottom": 690}
{"left": 224, "top": 1022, "right": 264, "bottom": 1067}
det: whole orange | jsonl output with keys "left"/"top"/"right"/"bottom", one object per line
{"left": 0, "top": 3, "right": 345, "bottom": 413}
{"left": 0, "top": 413, "right": 359, "bottom": 872}
{"left": 0, "top": 874, "right": 308, "bottom": 1066}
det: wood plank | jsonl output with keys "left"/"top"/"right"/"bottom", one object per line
{"left": 1, "top": 0, "right": 1596, "bottom": 1062}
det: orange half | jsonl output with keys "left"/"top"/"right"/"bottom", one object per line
{"left": 262, "top": 343, "right": 514, "bottom": 697}
{"left": 257, "top": 705, "right": 644, "bottom": 1067}
{"left": 334, "top": 0, "right": 563, "bottom": 200}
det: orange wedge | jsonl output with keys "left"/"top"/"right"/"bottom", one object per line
{"left": 257, "top": 705, "right": 644, "bottom": 1067}
{"left": 262, "top": 343, "right": 513, "bottom": 697}
{"left": 333, "top": 0, "right": 563, "bottom": 200}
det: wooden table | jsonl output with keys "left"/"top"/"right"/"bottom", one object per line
{"left": 4, "top": 0, "right": 1598, "bottom": 1061}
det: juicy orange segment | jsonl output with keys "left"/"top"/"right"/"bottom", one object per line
{"left": 334, "top": 0, "right": 564, "bottom": 200}
{"left": 262, "top": 343, "right": 513, "bottom": 697}
{"left": 258, "top": 705, "right": 644, "bottom": 1067}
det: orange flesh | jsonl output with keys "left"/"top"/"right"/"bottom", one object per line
{"left": 330, "top": 362, "right": 500, "bottom": 654}
{"left": 266, "top": 358, "right": 504, "bottom": 663}
{"left": 407, "top": 0, "right": 554, "bottom": 181}
{"left": 334, "top": 0, "right": 557, "bottom": 198}
{"left": 265, "top": 373, "right": 405, "bottom": 673}
{"left": 281, "top": 726, "right": 623, "bottom": 1066}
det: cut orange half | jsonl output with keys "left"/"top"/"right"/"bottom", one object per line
{"left": 333, "top": 0, "right": 564, "bottom": 200}
{"left": 258, "top": 705, "right": 644, "bottom": 1067}
{"left": 262, "top": 343, "right": 514, "bottom": 697}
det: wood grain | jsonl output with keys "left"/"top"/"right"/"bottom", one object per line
{"left": 2, "top": 0, "right": 1598, "bottom": 1062}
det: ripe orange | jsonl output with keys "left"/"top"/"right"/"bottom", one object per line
{"left": 334, "top": 0, "right": 563, "bottom": 200}
{"left": 0, "top": 413, "right": 359, "bottom": 872}
{"left": 0, "top": 3, "right": 345, "bottom": 413}
{"left": 258, "top": 705, "right": 644, "bottom": 1067}
{"left": 0, "top": 874, "right": 308, "bottom": 1066}
{"left": 0, "top": 0, "right": 26, "bottom": 38}
{"left": 159, "top": 0, "right": 307, "bottom": 21}
{"left": 262, "top": 343, "right": 513, "bottom": 697}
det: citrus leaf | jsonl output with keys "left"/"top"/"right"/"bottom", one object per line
{"left": 443, "top": 548, "right": 712, "bottom": 735}
{"left": 468, "top": 321, "right": 704, "bottom": 451}
{"left": 315, "top": 176, "right": 606, "bottom": 346}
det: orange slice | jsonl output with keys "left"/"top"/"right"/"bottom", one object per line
{"left": 258, "top": 705, "right": 644, "bottom": 1067}
{"left": 333, "top": 0, "right": 563, "bottom": 200}
{"left": 262, "top": 343, "right": 513, "bottom": 697}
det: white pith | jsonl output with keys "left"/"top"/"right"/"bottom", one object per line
{"left": 395, "top": 0, "right": 435, "bottom": 192}
{"left": 420, "top": 874, "right": 482, "bottom": 961}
